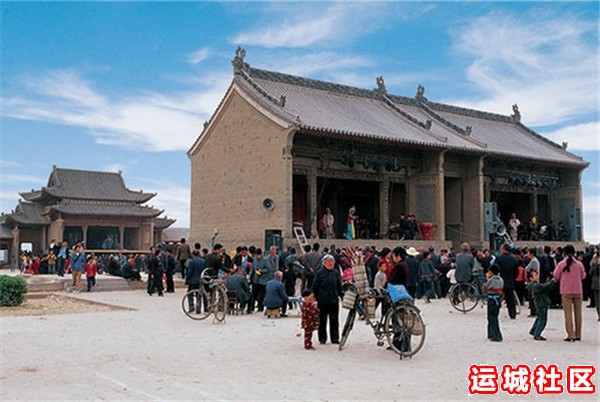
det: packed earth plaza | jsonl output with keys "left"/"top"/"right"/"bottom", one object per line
{"left": 1, "top": 50, "right": 598, "bottom": 401}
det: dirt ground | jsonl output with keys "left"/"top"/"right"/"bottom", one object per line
{"left": 0, "top": 294, "right": 133, "bottom": 317}
{"left": 1, "top": 287, "right": 598, "bottom": 401}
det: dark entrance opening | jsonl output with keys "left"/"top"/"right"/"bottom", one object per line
{"left": 292, "top": 174, "right": 308, "bottom": 228}
{"left": 317, "top": 178, "right": 379, "bottom": 239}
{"left": 63, "top": 226, "right": 83, "bottom": 246}
{"left": 86, "top": 226, "right": 120, "bottom": 250}
{"left": 389, "top": 182, "right": 407, "bottom": 224}
{"left": 445, "top": 178, "right": 463, "bottom": 243}
{"left": 490, "top": 191, "right": 532, "bottom": 226}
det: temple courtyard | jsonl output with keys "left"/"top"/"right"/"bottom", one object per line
{"left": 0, "top": 279, "right": 598, "bottom": 401}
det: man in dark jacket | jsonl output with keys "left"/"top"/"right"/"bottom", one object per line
{"left": 496, "top": 243, "right": 519, "bottom": 319}
{"left": 186, "top": 250, "right": 205, "bottom": 312}
{"left": 147, "top": 249, "right": 164, "bottom": 297}
{"left": 312, "top": 254, "right": 342, "bottom": 344}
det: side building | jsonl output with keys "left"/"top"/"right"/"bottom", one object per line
{"left": 0, "top": 166, "right": 175, "bottom": 266}
{"left": 188, "top": 48, "right": 587, "bottom": 248}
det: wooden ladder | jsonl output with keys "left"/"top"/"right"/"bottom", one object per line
{"left": 293, "top": 226, "right": 310, "bottom": 251}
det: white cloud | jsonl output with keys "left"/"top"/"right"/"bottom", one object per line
{"left": 187, "top": 47, "right": 211, "bottom": 65}
{"left": 130, "top": 177, "right": 190, "bottom": 228}
{"left": 540, "top": 122, "right": 600, "bottom": 152}
{"left": 2, "top": 69, "right": 231, "bottom": 152}
{"left": 0, "top": 173, "right": 44, "bottom": 184}
{"left": 448, "top": 12, "right": 598, "bottom": 127}
{"left": 0, "top": 160, "right": 22, "bottom": 167}
{"left": 103, "top": 163, "right": 125, "bottom": 174}
{"left": 231, "top": 3, "right": 387, "bottom": 48}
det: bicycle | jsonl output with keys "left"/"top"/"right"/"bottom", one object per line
{"left": 181, "top": 268, "right": 228, "bottom": 322}
{"left": 338, "top": 284, "right": 426, "bottom": 359}
{"left": 448, "top": 280, "right": 520, "bottom": 315}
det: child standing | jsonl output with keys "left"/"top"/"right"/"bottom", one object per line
{"left": 527, "top": 270, "right": 554, "bottom": 341}
{"left": 482, "top": 264, "right": 504, "bottom": 342}
{"left": 85, "top": 256, "right": 98, "bottom": 292}
{"left": 48, "top": 250, "right": 57, "bottom": 275}
{"left": 301, "top": 289, "right": 319, "bottom": 350}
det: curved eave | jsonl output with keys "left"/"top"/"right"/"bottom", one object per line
{"left": 51, "top": 206, "right": 164, "bottom": 219}
{"left": 298, "top": 126, "right": 589, "bottom": 169}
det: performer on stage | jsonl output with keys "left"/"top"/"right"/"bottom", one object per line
{"left": 345, "top": 206, "right": 357, "bottom": 240}
{"left": 322, "top": 208, "right": 335, "bottom": 239}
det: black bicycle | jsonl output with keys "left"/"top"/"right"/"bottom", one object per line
{"left": 339, "top": 285, "right": 426, "bottom": 359}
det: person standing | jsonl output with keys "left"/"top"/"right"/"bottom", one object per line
{"left": 85, "top": 255, "right": 97, "bottom": 292}
{"left": 590, "top": 248, "right": 599, "bottom": 321}
{"left": 186, "top": 250, "right": 205, "bottom": 312}
{"left": 455, "top": 243, "right": 474, "bottom": 284}
{"left": 165, "top": 249, "right": 177, "bottom": 293}
{"left": 527, "top": 270, "right": 554, "bottom": 341}
{"left": 148, "top": 249, "right": 164, "bottom": 296}
{"left": 69, "top": 245, "right": 86, "bottom": 291}
{"left": 304, "top": 243, "right": 323, "bottom": 291}
{"left": 483, "top": 264, "right": 504, "bottom": 342}
{"left": 419, "top": 251, "right": 435, "bottom": 303}
{"left": 321, "top": 208, "right": 335, "bottom": 239}
{"left": 312, "top": 254, "right": 342, "bottom": 344}
{"left": 553, "top": 245, "right": 586, "bottom": 341}
{"left": 56, "top": 241, "right": 69, "bottom": 277}
{"left": 345, "top": 206, "right": 357, "bottom": 240}
{"left": 176, "top": 238, "right": 192, "bottom": 279}
{"left": 508, "top": 213, "right": 520, "bottom": 242}
{"left": 496, "top": 243, "right": 519, "bottom": 319}
{"left": 250, "top": 248, "right": 268, "bottom": 312}
{"left": 301, "top": 289, "right": 320, "bottom": 350}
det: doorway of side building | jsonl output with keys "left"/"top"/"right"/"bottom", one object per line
{"left": 445, "top": 177, "right": 463, "bottom": 243}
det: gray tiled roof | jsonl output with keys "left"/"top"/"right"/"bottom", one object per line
{"left": 238, "top": 66, "right": 586, "bottom": 167}
{"left": 52, "top": 200, "right": 163, "bottom": 218}
{"left": 39, "top": 167, "right": 156, "bottom": 202}
{"left": 154, "top": 217, "right": 177, "bottom": 230}
{"left": 5, "top": 202, "right": 50, "bottom": 226}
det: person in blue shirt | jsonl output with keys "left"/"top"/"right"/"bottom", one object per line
{"left": 264, "top": 271, "right": 289, "bottom": 317}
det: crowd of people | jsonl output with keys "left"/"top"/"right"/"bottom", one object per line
{"left": 14, "top": 235, "right": 599, "bottom": 349}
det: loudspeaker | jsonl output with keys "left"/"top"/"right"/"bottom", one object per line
{"left": 483, "top": 202, "right": 498, "bottom": 238}
{"left": 262, "top": 198, "right": 275, "bottom": 211}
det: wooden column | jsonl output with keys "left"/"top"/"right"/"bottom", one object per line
{"left": 379, "top": 177, "right": 390, "bottom": 239}
{"left": 11, "top": 226, "right": 20, "bottom": 267}
{"left": 308, "top": 169, "right": 318, "bottom": 238}
{"left": 119, "top": 224, "right": 125, "bottom": 250}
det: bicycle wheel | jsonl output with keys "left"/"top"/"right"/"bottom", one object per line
{"left": 181, "top": 288, "right": 211, "bottom": 320}
{"left": 211, "top": 286, "right": 228, "bottom": 322}
{"left": 449, "top": 283, "right": 478, "bottom": 313}
{"left": 339, "top": 308, "right": 357, "bottom": 351}
{"left": 385, "top": 303, "right": 426, "bottom": 358}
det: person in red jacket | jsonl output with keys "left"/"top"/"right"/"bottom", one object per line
{"left": 85, "top": 256, "right": 98, "bottom": 292}
{"left": 301, "top": 289, "right": 320, "bottom": 350}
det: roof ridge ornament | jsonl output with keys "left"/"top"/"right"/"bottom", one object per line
{"left": 416, "top": 84, "right": 427, "bottom": 102}
{"left": 511, "top": 103, "right": 521, "bottom": 123}
{"left": 232, "top": 46, "right": 247, "bottom": 74}
{"left": 373, "top": 76, "right": 387, "bottom": 96}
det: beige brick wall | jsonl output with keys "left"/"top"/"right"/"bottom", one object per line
{"left": 189, "top": 89, "right": 292, "bottom": 248}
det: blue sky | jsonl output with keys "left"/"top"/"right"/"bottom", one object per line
{"left": 1, "top": 1, "right": 598, "bottom": 243}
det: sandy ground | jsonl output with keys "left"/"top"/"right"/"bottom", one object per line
{"left": 0, "top": 286, "right": 598, "bottom": 401}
